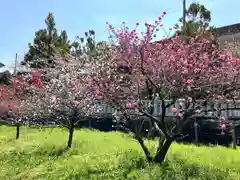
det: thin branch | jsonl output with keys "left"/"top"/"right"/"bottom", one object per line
{"left": 139, "top": 108, "right": 169, "bottom": 138}
{"left": 160, "top": 100, "right": 172, "bottom": 139}
{"left": 74, "top": 116, "right": 88, "bottom": 126}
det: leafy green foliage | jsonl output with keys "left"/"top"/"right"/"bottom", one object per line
{"left": 175, "top": 2, "right": 215, "bottom": 38}
{"left": 57, "top": 30, "right": 71, "bottom": 58}
{"left": 23, "top": 13, "right": 71, "bottom": 68}
{"left": 23, "top": 12, "right": 109, "bottom": 67}
{"left": 70, "top": 30, "right": 111, "bottom": 64}
{"left": 71, "top": 30, "right": 96, "bottom": 60}
{"left": 1, "top": 126, "right": 240, "bottom": 180}
{"left": 0, "top": 71, "right": 11, "bottom": 85}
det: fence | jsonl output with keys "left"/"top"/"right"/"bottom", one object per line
{"left": 97, "top": 99, "right": 240, "bottom": 119}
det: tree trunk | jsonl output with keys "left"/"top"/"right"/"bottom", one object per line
{"left": 232, "top": 126, "right": 237, "bottom": 149}
{"left": 135, "top": 136, "right": 153, "bottom": 162}
{"left": 16, "top": 124, "right": 20, "bottom": 139}
{"left": 67, "top": 123, "right": 74, "bottom": 149}
{"left": 194, "top": 122, "right": 199, "bottom": 143}
{"left": 153, "top": 139, "right": 172, "bottom": 163}
{"left": 89, "top": 118, "right": 92, "bottom": 128}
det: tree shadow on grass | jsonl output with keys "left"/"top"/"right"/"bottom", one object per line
{"left": 67, "top": 150, "right": 148, "bottom": 179}
{"left": 117, "top": 149, "right": 148, "bottom": 178}
{"left": 32, "top": 145, "right": 84, "bottom": 158}
{"left": 47, "top": 147, "right": 68, "bottom": 157}
{"left": 165, "top": 154, "right": 231, "bottom": 180}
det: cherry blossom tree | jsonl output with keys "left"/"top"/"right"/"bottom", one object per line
{"left": 89, "top": 12, "right": 240, "bottom": 163}
{"left": 0, "top": 72, "right": 42, "bottom": 139}
{"left": 21, "top": 57, "right": 96, "bottom": 148}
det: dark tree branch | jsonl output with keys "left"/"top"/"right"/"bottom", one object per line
{"left": 134, "top": 135, "right": 153, "bottom": 162}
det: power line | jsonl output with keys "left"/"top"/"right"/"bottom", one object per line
{"left": 165, "top": 2, "right": 182, "bottom": 14}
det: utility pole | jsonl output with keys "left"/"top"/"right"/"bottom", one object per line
{"left": 14, "top": 53, "right": 18, "bottom": 75}
{"left": 183, "top": 0, "right": 186, "bottom": 26}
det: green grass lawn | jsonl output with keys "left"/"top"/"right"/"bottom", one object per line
{"left": 0, "top": 125, "right": 240, "bottom": 180}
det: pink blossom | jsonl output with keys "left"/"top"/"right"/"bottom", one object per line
{"left": 171, "top": 107, "right": 177, "bottom": 113}
{"left": 32, "top": 72, "right": 41, "bottom": 78}
{"left": 169, "top": 55, "right": 175, "bottom": 61}
{"left": 220, "top": 124, "right": 226, "bottom": 129}
{"left": 109, "top": 25, "right": 113, "bottom": 30}
{"left": 127, "top": 48, "right": 132, "bottom": 57}
{"left": 96, "top": 95, "right": 103, "bottom": 100}
{"left": 56, "top": 98, "right": 61, "bottom": 104}
{"left": 7, "top": 103, "right": 13, "bottom": 109}
{"left": 33, "top": 79, "right": 41, "bottom": 87}
{"left": 162, "top": 11, "right": 166, "bottom": 15}
{"left": 182, "top": 69, "right": 188, "bottom": 74}
{"left": 136, "top": 22, "right": 139, "bottom": 26}
{"left": 156, "top": 43, "right": 162, "bottom": 49}
{"left": 178, "top": 113, "right": 183, "bottom": 120}
{"left": 187, "top": 79, "right": 192, "bottom": 85}
{"left": 87, "top": 15, "right": 240, "bottom": 153}
{"left": 177, "top": 49, "right": 182, "bottom": 54}
{"left": 1, "top": 84, "right": 6, "bottom": 90}
{"left": 188, "top": 64, "right": 193, "bottom": 68}
{"left": 126, "top": 103, "right": 134, "bottom": 109}
{"left": 167, "top": 44, "right": 173, "bottom": 49}
{"left": 194, "top": 68, "right": 201, "bottom": 73}
{"left": 220, "top": 55, "right": 225, "bottom": 60}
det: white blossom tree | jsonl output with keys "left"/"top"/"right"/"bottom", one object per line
{"left": 21, "top": 57, "right": 97, "bottom": 148}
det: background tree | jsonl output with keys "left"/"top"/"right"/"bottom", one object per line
{"left": 175, "top": 2, "right": 214, "bottom": 38}
{"left": 0, "top": 71, "right": 12, "bottom": 85}
{"left": 84, "top": 30, "right": 97, "bottom": 60}
{"left": 71, "top": 36, "right": 84, "bottom": 60}
{"left": 57, "top": 30, "right": 71, "bottom": 58}
{"left": 70, "top": 30, "right": 105, "bottom": 62}
{"left": 23, "top": 13, "right": 70, "bottom": 68}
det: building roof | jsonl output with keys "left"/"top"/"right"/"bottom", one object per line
{"left": 216, "top": 23, "right": 240, "bottom": 36}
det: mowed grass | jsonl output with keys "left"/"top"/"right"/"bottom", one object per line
{"left": 0, "top": 126, "right": 240, "bottom": 180}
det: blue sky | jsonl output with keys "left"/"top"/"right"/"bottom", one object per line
{"left": 0, "top": 0, "right": 239, "bottom": 66}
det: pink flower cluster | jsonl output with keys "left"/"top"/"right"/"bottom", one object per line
{"left": 88, "top": 12, "right": 240, "bottom": 128}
